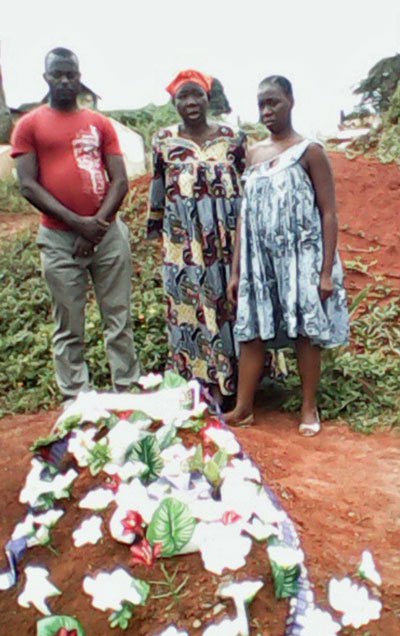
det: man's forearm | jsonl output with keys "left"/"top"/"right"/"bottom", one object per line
{"left": 20, "top": 178, "right": 80, "bottom": 230}
{"left": 95, "top": 178, "right": 128, "bottom": 222}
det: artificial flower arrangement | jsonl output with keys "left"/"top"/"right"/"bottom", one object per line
{"left": 0, "top": 372, "right": 382, "bottom": 635}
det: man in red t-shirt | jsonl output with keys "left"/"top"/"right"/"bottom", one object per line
{"left": 11, "top": 47, "right": 140, "bottom": 403}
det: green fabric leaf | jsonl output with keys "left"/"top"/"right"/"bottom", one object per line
{"left": 155, "top": 423, "right": 178, "bottom": 451}
{"left": 203, "top": 460, "right": 221, "bottom": 487}
{"left": 270, "top": 562, "right": 301, "bottom": 599}
{"left": 108, "top": 603, "right": 135, "bottom": 630}
{"left": 37, "top": 615, "right": 86, "bottom": 636}
{"left": 126, "top": 435, "right": 163, "bottom": 482}
{"left": 188, "top": 444, "right": 204, "bottom": 473}
{"left": 129, "top": 410, "right": 152, "bottom": 424}
{"left": 147, "top": 497, "right": 196, "bottom": 556}
{"left": 159, "top": 370, "right": 188, "bottom": 389}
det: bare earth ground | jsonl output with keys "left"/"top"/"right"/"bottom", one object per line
{"left": 0, "top": 410, "right": 399, "bottom": 635}
{"left": 0, "top": 154, "right": 399, "bottom": 634}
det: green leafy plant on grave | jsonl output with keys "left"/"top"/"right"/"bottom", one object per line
{"left": 36, "top": 615, "right": 86, "bottom": 635}
{"left": 126, "top": 434, "right": 164, "bottom": 483}
{"left": 87, "top": 441, "right": 111, "bottom": 476}
{"left": 108, "top": 602, "right": 135, "bottom": 630}
{"left": 146, "top": 498, "right": 196, "bottom": 557}
{"left": 149, "top": 562, "right": 190, "bottom": 610}
{"left": 188, "top": 444, "right": 229, "bottom": 489}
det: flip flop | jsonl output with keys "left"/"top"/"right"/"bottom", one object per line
{"left": 226, "top": 413, "right": 255, "bottom": 428}
{"left": 299, "top": 416, "right": 321, "bottom": 437}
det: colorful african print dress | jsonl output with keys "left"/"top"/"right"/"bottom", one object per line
{"left": 148, "top": 124, "right": 246, "bottom": 395}
{"left": 235, "top": 139, "right": 349, "bottom": 347}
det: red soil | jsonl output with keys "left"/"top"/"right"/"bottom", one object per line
{"left": 0, "top": 155, "right": 399, "bottom": 634}
{"left": 0, "top": 410, "right": 399, "bottom": 635}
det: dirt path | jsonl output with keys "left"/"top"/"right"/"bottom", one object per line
{"left": 0, "top": 410, "right": 399, "bottom": 635}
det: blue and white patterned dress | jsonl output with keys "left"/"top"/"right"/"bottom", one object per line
{"left": 235, "top": 139, "right": 349, "bottom": 348}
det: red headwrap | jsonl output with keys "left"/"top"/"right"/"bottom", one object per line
{"left": 166, "top": 69, "right": 213, "bottom": 97}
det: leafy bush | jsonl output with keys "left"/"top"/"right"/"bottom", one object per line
{"left": 282, "top": 294, "right": 400, "bottom": 432}
{"left": 1, "top": 181, "right": 399, "bottom": 432}
{"left": 0, "top": 177, "right": 33, "bottom": 214}
{"left": 0, "top": 189, "right": 167, "bottom": 417}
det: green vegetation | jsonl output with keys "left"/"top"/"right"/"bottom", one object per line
{"left": 354, "top": 53, "right": 400, "bottom": 113}
{"left": 1, "top": 185, "right": 399, "bottom": 431}
{"left": 105, "top": 78, "right": 232, "bottom": 152}
{"left": 282, "top": 287, "right": 400, "bottom": 432}
{"left": 0, "top": 177, "right": 33, "bottom": 213}
{"left": 345, "top": 53, "right": 400, "bottom": 163}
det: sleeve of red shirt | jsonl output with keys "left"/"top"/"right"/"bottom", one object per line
{"left": 10, "top": 112, "right": 36, "bottom": 158}
{"left": 99, "top": 115, "right": 123, "bottom": 156}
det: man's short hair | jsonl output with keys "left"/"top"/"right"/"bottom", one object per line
{"left": 45, "top": 47, "right": 79, "bottom": 70}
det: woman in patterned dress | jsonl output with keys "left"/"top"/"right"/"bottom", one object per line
{"left": 148, "top": 70, "right": 246, "bottom": 404}
{"left": 225, "top": 76, "right": 349, "bottom": 434}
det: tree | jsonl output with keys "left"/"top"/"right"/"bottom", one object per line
{"left": 354, "top": 53, "right": 400, "bottom": 113}
{"left": 0, "top": 54, "right": 12, "bottom": 144}
{"left": 209, "top": 78, "right": 231, "bottom": 116}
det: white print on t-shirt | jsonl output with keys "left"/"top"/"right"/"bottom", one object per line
{"left": 72, "top": 125, "right": 107, "bottom": 202}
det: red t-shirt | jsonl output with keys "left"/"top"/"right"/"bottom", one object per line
{"left": 11, "top": 105, "right": 123, "bottom": 230}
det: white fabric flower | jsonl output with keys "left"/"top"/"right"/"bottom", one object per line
{"left": 192, "top": 521, "right": 252, "bottom": 575}
{"left": 19, "top": 459, "right": 78, "bottom": 507}
{"left": 12, "top": 509, "right": 64, "bottom": 544}
{"left": 138, "top": 373, "right": 163, "bottom": 389}
{"left": 243, "top": 517, "right": 276, "bottom": 541}
{"left": 115, "top": 479, "right": 159, "bottom": 523}
{"left": 221, "top": 459, "right": 261, "bottom": 483}
{"left": 72, "top": 515, "right": 103, "bottom": 547}
{"left": 106, "top": 421, "right": 143, "bottom": 465}
{"left": 267, "top": 545, "right": 304, "bottom": 568}
{"left": 57, "top": 390, "right": 110, "bottom": 425}
{"left": 220, "top": 474, "right": 285, "bottom": 524}
{"left": 103, "top": 460, "right": 147, "bottom": 481}
{"left": 83, "top": 568, "right": 146, "bottom": 611}
{"left": 202, "top": 617, "right": 240, "bottom": 635}
{"left": 358, "top": 550, "right": 382, "bottom": 586}
{"left": 18, "top": 566, "right": 61, "bottom": 615}
{"left": 296, "top": 607, "right": 341, "bottom": 636}
{"left": 67, "top": 428, "right": 97, "bottom": 466}
{"left": 218, "top": 579, "right": 264, "bottom": 636}
{"left": 328, "top": 576, "right": 382, "bottom": 629}
{"left": 155, "top": 627, "right": 189, "bottom": 636}
{"left": 204, "top": 428, "right": 241, "bottom": 455}
{"left": 79, "top": 488, "right": 115, "bottom": 510}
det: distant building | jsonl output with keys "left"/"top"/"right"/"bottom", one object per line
{"left": 10, "top": 83, "right": 100, "bottom": 121}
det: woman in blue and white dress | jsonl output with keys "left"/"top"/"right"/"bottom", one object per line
{"left": 225, "top": 75, "right": 349, "bottom": 435}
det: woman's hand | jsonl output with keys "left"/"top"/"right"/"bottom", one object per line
{"left": 319, "top": 271, "right": 334, "bottom": 301}
{"left": 227, "top": 273, "right": 240, "bottom": 306}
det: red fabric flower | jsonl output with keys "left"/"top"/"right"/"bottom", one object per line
{"left": 56, "top": 629, "right": 78, "bottom": 636}
{"left": 112, "top": 410, "right": 134, "bottom": 420}
{"left": 122, "top": 510, "right": 145, "bottom": 536}
{"left": 130, "top": 539, "right": 162, "bottom": 567}
{"left": 200, "top": 417, "right": 225, "bottom": 443}
{"left": 222, "top": 510, "right": 242, "bottom": 525}
{"left": 104, "top": 474, "right": 122, "bottom": 494}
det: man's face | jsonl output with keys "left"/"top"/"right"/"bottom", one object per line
{"left": 174, "top": 82, "right": 208, "bottom": 123}
{"left": 44, "top": 55, "right": 81, "bottom": 105}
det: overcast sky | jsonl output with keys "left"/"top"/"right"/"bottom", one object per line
{"left": 2, "top": 0, "right": 400, "bottom": 135}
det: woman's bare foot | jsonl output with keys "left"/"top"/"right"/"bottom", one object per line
{"left": 224, "top": 407, "right": 254, "bottom": 427}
